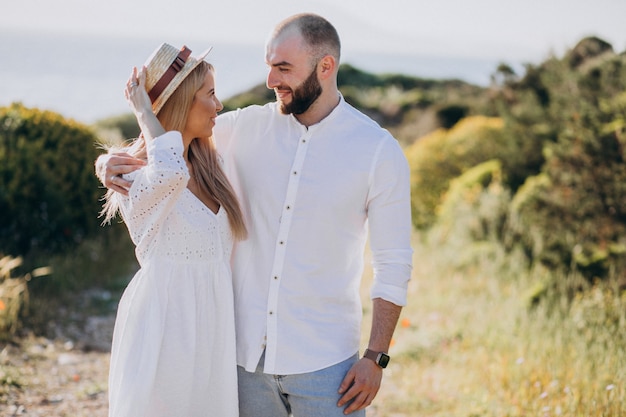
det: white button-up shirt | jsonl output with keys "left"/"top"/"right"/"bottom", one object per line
{"left": 213, "top": 96, "right": 413, "bottom": 375}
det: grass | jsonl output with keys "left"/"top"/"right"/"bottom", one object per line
{"left": 0, "top": 224, "right": 136, "bottom": 340}
{"left": 0, "top": 256, "right": 54, "bottom": 339}
{"left": 2, "top": 224, "right": 625, "bottom": 415}
{"left": 360, "top": 234, "right": 626, "bottom": 416}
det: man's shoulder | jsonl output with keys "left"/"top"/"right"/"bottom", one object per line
{"left": 337, "top": 103, "right": 398, "bottom": 147}
{"left": 340, "top": 100, "right": 391, "bottom": 135}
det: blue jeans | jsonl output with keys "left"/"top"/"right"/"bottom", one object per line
{"left": 238, "top": 351, "right": 366, "bottom": 417}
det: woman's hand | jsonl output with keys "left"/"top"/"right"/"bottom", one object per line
{"left": 124, "top": 66, "right": 152, "bottom": 117}
{"left": 123, "top": 66, "right": 166, "bottom": 141}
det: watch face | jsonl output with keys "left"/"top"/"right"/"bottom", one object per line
{"left": 378, "top": 353, "right": 390, "bottom": 368}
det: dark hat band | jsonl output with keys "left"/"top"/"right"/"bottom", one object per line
{"left": 148, "top": 46, "right": 192, "bottom": 103}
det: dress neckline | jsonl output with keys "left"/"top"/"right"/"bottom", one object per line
{"left": 184, "top": 188, "right": 222, "bottom": 216}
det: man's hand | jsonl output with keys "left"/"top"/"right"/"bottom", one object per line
{"left": 337, "top": 358, "right": 382, "bottom": 415}
{"left": 337, "top": 298, "right": 401, "bottom": 414}
{"left": 95, "top": 152, "right": 145, "bottom": 196}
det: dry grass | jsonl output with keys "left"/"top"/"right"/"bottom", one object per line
{"left": 2, "top": 229, "right": 625, "bottom": 415}
{"left": 360, "top": 235, "right": 626, "bottom": 417}
{"left": 0, "top": 256, "right": 52, "bottom": 339}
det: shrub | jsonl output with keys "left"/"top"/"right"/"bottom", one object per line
{"left": 0, "top": 103, "right": 103, "bottom": 257}
{"left": 501, "top": 51, "right": 626, "bottom": 279}
{"left": 93, "top": 113, "right": 140, "bottom": 145}
{"left": 406, "top": 116, "right": 507, "bottom": 229}
{"left": 435, "top": 104, "right": 468, "bottom": 129}
{"left": 221, "top": 84, "right": 274, "bottom": 112}
{"left": 337, "top": 64, "right": 383, "bottom": 88}
{"left": 435, "top": 160, "right": 509, "bottom": 241}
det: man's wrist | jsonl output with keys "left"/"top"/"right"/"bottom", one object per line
{"left": 363, "top": 349, "right": 390, "bottom": 369}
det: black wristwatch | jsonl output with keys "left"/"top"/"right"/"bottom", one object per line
{"left": 363, "top": 349, "right": 390, "bottom": 369}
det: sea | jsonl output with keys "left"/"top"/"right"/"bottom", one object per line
{"left": 0, "top": 30, "right": 511, "bottom": 125}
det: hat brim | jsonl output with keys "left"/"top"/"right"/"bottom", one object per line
{"left": 151, "top": 46, "right": 214, "bottom": 114}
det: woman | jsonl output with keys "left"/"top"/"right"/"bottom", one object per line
{"left": 101, "top": 43, "right": 246, "bottom": 417}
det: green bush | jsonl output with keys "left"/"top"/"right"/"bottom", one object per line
{"left": 221, "top": 84, "right": 274, "bottom": 113}
{"left": 0, "top": 103, "right": 102, "bottom": 257}
{"left": 435, "top": 104, "right": 468, "bottom": 129}
{"left": 337, "top": 64, "right": 384, "bottom": 88}
{"left": 436, "top": 160, "right": 509, "bottom": 240}
{"left": 498, "top": 48, "right": 626, "bottom": 279}
{"left": 428, "top": 160, "right": 512, "bottom": 272}
{"left": 406, "top": 116, "right": 508, "bottom": 229}
{"left": 93, "top": 113, "right": 140, "bottom": 145}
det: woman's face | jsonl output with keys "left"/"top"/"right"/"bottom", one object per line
{"left": 182, "top": 69, "right": 223, "bottom": 140}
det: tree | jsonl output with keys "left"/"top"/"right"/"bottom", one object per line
{"left": 503, "top": 45, "right": 626, "bottom": 279}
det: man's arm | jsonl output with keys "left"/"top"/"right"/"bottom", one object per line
{"left": 337, "top": 298, "right": 401, "bottom": 414}
{"left": 338, "top": 137, "right": 413, "bottom": 414}
{"left": 95, "top": 153, "right": 145, "bottom": 196}
{"left": 366, "top": 298, "right": 403, "bottom": 354}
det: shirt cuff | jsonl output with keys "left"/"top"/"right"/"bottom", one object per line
{"left": 370, "top": 276, "right": 410, "bottom": 306}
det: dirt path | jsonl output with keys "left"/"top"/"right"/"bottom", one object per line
{"left": 1, "top": 289, "right": 116, "bottom": 417}
{"left": 0, "top": 286, "right": 389, "bottom": 417}
{"left": 1, "top": 337, "right": 111, "bottom": 417}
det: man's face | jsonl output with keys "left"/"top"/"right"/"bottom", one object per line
{"left": 265, "top": 30, "right": 323, "bottom": 115}
{"left": 277, "top": 65, "right": 322, "bottom": 115}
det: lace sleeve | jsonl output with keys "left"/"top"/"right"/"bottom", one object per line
{"left": 116, "top": 131, "right": 189, "bottom": 259}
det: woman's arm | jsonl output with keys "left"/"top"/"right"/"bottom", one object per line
{"left": 95, "top": 66, "right": 170, "bottom": 195}
{"left": 125, "top": 66, "right": 166, "bottom": 141}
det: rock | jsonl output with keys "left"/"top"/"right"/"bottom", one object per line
{"left": 57, "top": 352, "right": 80, "bottom": 366}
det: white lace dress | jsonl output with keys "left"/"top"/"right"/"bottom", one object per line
{"left": 108, "top": 132, "right": 238, "bottom": 417}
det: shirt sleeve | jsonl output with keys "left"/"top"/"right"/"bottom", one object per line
{"left": 115, "top": 131, "right": 189, "bottom": 258}
{"left": 213, "top": 110, "right": 238, "bottom": 155}
{"left": 367, "top": 137, "right": 414, "bottom": 306}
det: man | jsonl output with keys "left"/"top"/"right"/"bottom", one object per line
{"left": 98, "top": 13, "right": 412, "bottom": 416}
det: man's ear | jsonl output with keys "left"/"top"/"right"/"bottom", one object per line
{"left": 318, "top": 55, "right": 336, "bottom": 80}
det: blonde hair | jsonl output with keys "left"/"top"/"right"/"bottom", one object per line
{"left": 101, "top": 62, "right": 247, "bottom": 240}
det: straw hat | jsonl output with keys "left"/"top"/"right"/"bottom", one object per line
{"left": 143, "top": 43, "right": 212, "bottom": 114}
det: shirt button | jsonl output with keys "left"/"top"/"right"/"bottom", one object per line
{"left": 293, "top": 171, "right": 297, "bottom": 175}
{"left": 274, "top": 276, "right": 278, "bottom": 280}
{"left": 269, "top": 311, "right": 274, "bottom": 315}
{"left": 286, "top": 205, "right": 291, "bottom": 210}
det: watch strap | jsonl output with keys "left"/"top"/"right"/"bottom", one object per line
{"left": 363, "top": 349, "right": 389, "bottom": 368}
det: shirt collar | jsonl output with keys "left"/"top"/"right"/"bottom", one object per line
{"left": 285, "top": 93, "right": 346, "bottom": 132}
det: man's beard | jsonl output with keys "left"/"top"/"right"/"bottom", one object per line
{"left": 278, "top": 67, "right": 323, "bottom": 115}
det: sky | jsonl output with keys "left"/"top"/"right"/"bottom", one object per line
{"left": 2, "top": 0, "right": 626, "bottom": 123}
{"left": 3, "top": 0, "right": 625, "bottom": 60}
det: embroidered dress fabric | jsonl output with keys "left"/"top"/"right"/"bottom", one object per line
{"left": 108, "top": 132, "right": 238, "bottom": 417}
